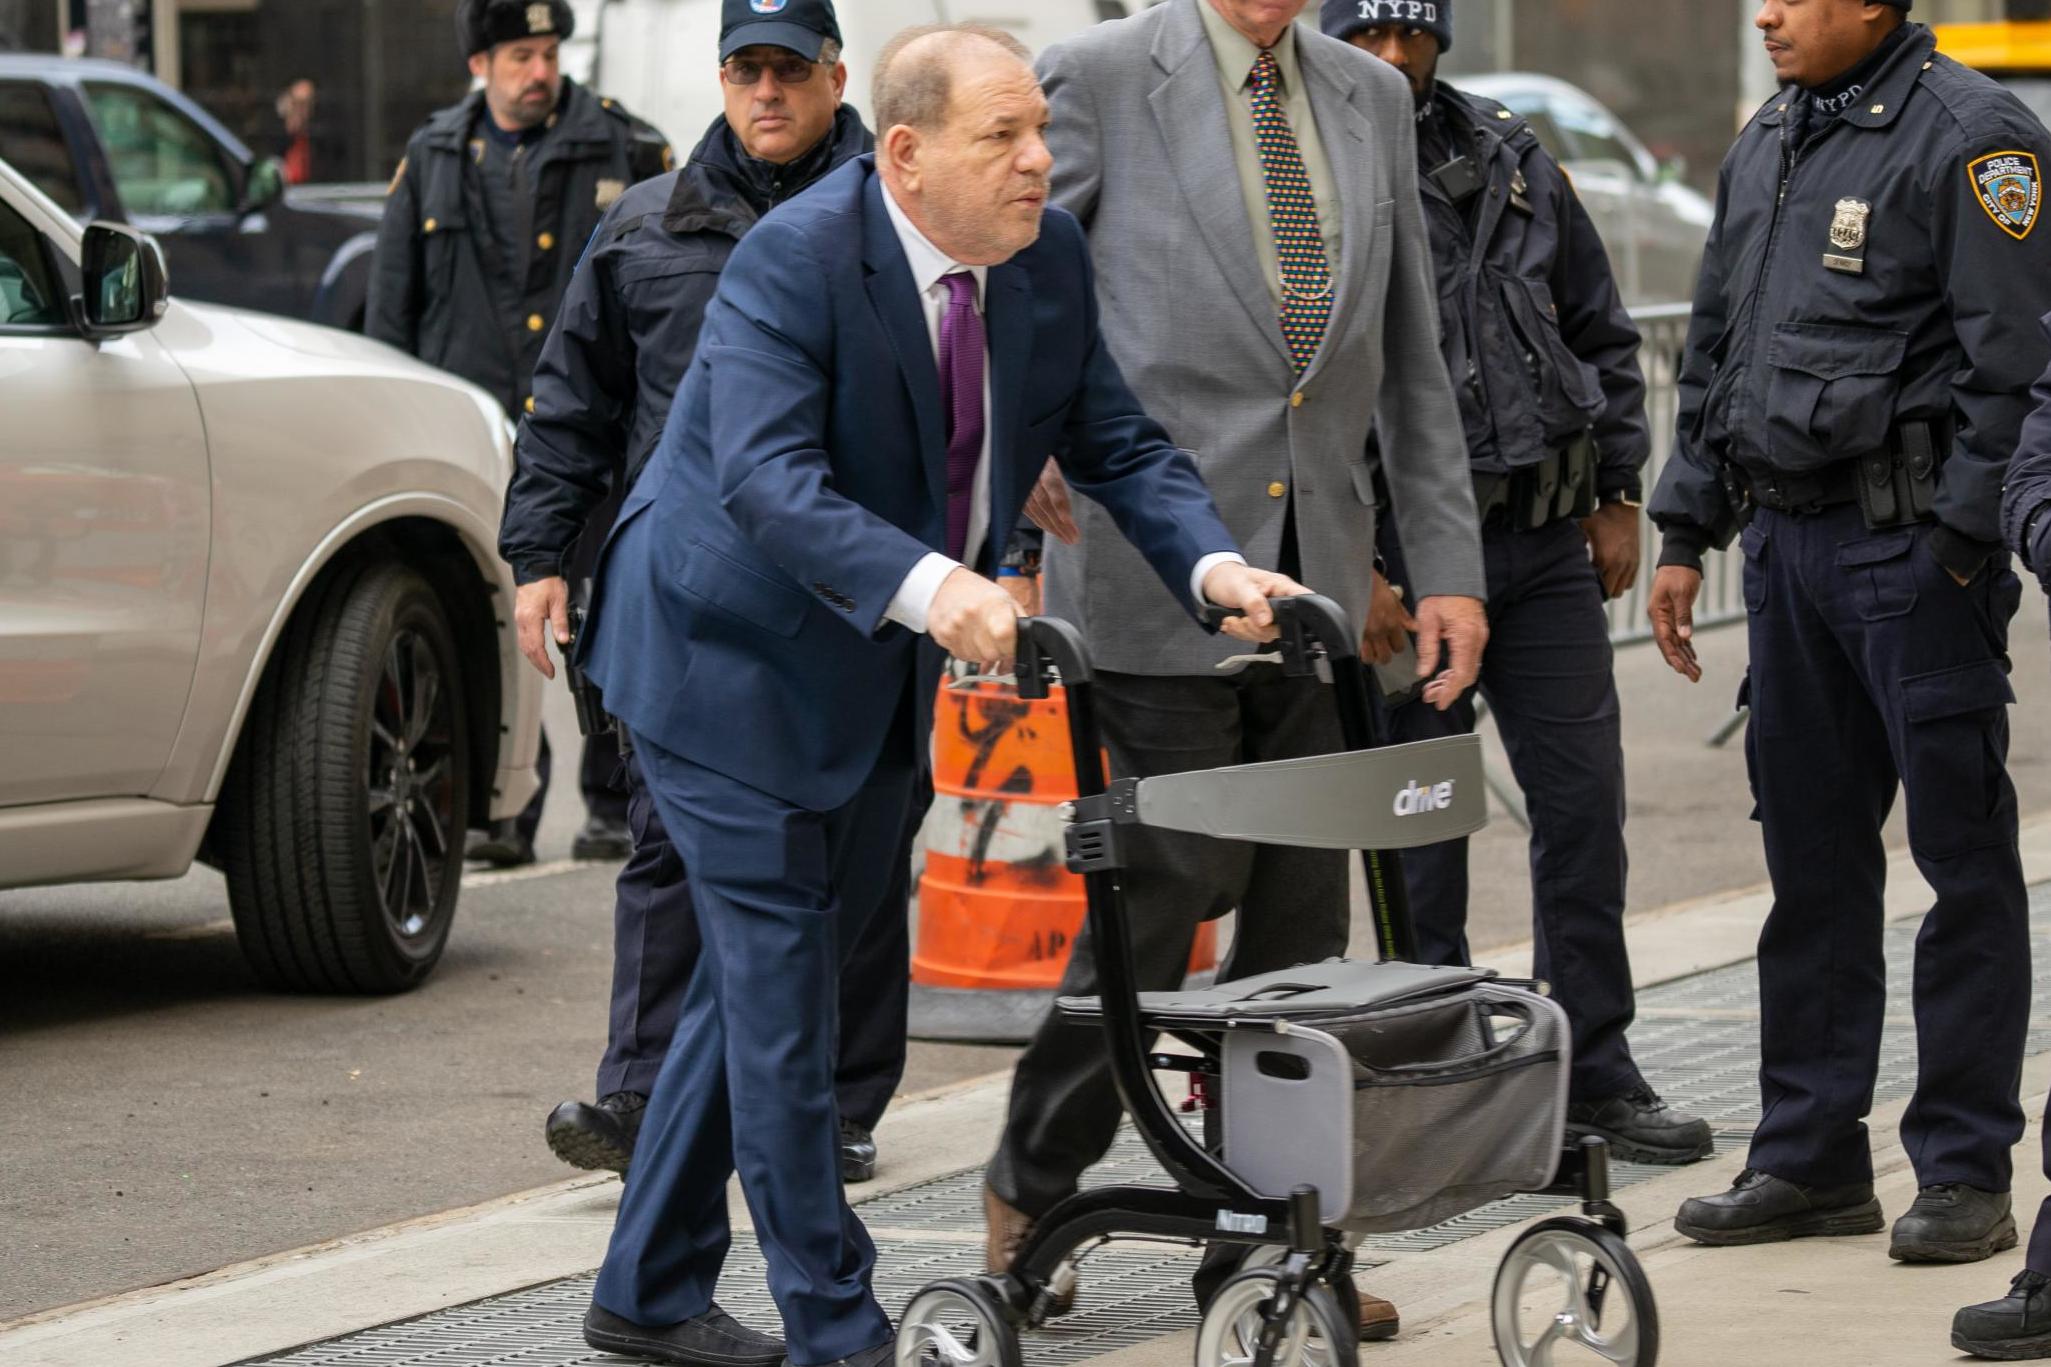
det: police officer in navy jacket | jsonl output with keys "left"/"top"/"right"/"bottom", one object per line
{"left": 575, "top": 25, "right": 1301, "bottom": 1367}
{"left": 1645, "top": 1, "right": 2051, "bottom": 1303}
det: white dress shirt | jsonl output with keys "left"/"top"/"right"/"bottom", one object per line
{"left": 878, "top": 185, "right": 1243, "bottom": 634}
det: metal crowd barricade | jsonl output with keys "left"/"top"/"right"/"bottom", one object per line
{"left": 1602, "top": 303, "right": 1747, "bottom": 644}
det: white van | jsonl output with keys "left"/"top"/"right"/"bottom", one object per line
{"left": 577, "top": 0, "right": 1140, "bottom": 154}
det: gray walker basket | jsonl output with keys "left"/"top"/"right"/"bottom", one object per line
{"left": 894, "top": 599, "right": 1658, "bottom": 1367}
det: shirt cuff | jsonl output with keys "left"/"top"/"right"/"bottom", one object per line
{"left": 885, "top": 552, "right": 963, "bottom": 635}
{"left": 1656, "top": 526, "right": 1711, "bottom": 574}
{"left": 1191, "top": 552, "right": 1248, "bottom": 609}
{"left": 512, "top": 558, "right": 567, "bottom": 587}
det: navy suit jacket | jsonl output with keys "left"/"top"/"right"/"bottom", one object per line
{"left": 582, "top": 156, "right": 1238, "bottom": 812}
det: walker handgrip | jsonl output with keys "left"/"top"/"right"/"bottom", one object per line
{"left": 1202, "top": 594, "right": 1359, "bottom": 676}
{"left": 1016, "top": 616, "right": 1093, "bottom": 699}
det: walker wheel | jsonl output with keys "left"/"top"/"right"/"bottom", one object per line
{"left": 1491, "top": 1217, "right": 1658, "bottom": 1367}
{"left": 897, "top": 1278, "right": 1020, "bottom": 1367}
{"left": 1195, "top": 1265, "right": 1357, "bottom": 1367}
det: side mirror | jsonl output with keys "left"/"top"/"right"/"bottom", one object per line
{"left": 74, "top": 221, "right": 169, "bottom": 340}
{"left": 242, "top": 156, "right": 288, "bottom": 213}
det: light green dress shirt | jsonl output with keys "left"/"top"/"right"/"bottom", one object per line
{"left": 1195, "top": 3, "right": 1343, "bottom": 307}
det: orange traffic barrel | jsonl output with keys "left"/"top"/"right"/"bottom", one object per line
{"left": 910, "top": 677, "right": 1218, "bottom": 1043}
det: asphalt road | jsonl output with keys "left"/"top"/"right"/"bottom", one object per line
{"left": 8, "top": 593, "right": 2051, "bottom": 1322}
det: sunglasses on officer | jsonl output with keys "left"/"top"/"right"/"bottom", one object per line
{"left": 720, "top": 53, "right": 821, "bottom": 86}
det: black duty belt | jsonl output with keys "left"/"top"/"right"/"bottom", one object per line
{"left": 1473, "top": 433, "right": 1598, "bottom": 533}
{"left": 1728, "top": 419, "right": 1945, "bottom": 530}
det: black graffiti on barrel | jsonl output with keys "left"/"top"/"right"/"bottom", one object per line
{"left": 949, "top": 693, "right": 1063, "bottom": 889}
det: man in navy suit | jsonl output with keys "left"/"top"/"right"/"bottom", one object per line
{"left": 576, "top": 23, "right": 1303, "bottom": 1367}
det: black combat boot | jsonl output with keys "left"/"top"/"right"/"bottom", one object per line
{"left": 467, "top": 818, "right": 536, "bottom": 868}
{"left": 840, "top": 1120, "right": 878, "bottom": 1184}
{"left": 1891, "top": 1184, "right": 2018, "bottom": 1264}
{"left": 1566, "top": 1084, "right": 1715, "bottom": 1164}
{"left": 572, "top": 814, "right": 633, "bottom": 861}
{"left": 1674, "top": 1168, "right": 1883, "bottom": 1245}
{"left": 1954, "top": 1271, "right": 2051, "bottom": 1360}
{"left": 546, "top": 1091, "right": 647, "bottom": 1174}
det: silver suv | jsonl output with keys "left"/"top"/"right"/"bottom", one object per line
{"left": 1461, "top": 73, "right": 1716, "bottom": 308}
{"left": 0, "top": 156, "right": 541, "bottom": 994}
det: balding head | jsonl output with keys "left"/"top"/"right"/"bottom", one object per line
{"left": 873, "top": 25, "right": 1032, "bottom": 135}
{"left": 873, "top": 23, "right": 1051, "bottom": 268}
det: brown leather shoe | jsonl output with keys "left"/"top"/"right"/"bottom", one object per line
{"left": 1356, "top": 1289, "right": 1401, "bottom": 1343}
{"left": 981, "top": 1183, "right": 1077, "bottom": 1315}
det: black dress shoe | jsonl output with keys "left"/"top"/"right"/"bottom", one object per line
{"left": 1566, "top": 1084, "right": 1715, "bottom": 1165}
{"left": 1891, "top": 1183, "right": 2018, "bottom": 1264}
{"left": 572, "top": 814, "right": 634, "bottom": 861}
{"left": 546, "top": 1091, "right": 647, "bottom": 1174}
{"left": 841, "top": 1121, "right": 878, "bottom": 1184}
{"left": 467, "top": 819, "right": 536, "bottom": 868}
{"left": 583, "top": 1302, "right": 783, "bottom": 1367}
{"left": 1674, "top": 1168, "right": 1884, "bottom": 1245}
{"left": 1956, "top": 1270, "right": 2051, "bottom": 1360}
{"left": 777, "top": 1342, "right": 893, "bottom": 1367}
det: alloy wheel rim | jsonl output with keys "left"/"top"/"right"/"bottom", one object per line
{"left": 366, "top": 628, "right": 455, "bottom": 941}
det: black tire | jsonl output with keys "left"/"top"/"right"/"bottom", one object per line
{"left": 1492, "top": 1217, "right": 1658, "bottom": 1367}
{"left": 218, "top": 560, "right": 469, "bottom": 993}
{"left": 1196, "top": 1266, "right": 1357, "bottom": 1367}
{"left": 898, "top": 1278, "right": 1021, "bottom": 1367}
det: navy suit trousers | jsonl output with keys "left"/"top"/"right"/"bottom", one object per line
{"left": 592, "top": 728, "right": 918, "bottom": 1363}
{"left": 1739, "top": 505, "right": 2027, "bottom": 1192}
{"left": 597, "top": 753, "right": 916, "bottom": 1129}
{"left": 1380, "top": 516, "right": 1640, "bottom": 1103}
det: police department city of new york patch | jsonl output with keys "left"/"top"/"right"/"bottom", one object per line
{"left": 1970, "top": 150, "right": 2043, "bottom": 241}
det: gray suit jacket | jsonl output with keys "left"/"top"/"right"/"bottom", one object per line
{"left": 1038, "top": 0, "right": 1484, "bottom": 676}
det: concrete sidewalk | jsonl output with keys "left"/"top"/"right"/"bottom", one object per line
{"left": 9, "top": 822, "right": 2051, "bottom": 1367}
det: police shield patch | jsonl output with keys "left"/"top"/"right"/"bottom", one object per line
{"left": 1970, "top": 151, "right": 2042, "bottom": 240}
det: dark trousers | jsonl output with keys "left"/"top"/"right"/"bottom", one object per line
{"left": 593, "top": 728, "right": 920, "bottom": 1364}
{"left": 516, "top": 483, "right": 632, "bottom": 843}
{"left": 513, "top": 723, "right": 631, "bottom": 846}
{"left": 1380, "top": 516, "right": 1640, "bottom": 1103}
{"left": 1740, "top": 505, "right": 2028, "bottom": 1192}
{"left": 987, "top": 668, "right": 1350, "bottom": 1218}
{"left": 596, "top": 753, "right": 916, "bottom": 1130}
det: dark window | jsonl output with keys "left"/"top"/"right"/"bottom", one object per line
{"left": 0, "top": 194, "right": 67, "bottom": 328}
{"left": 1093, "top": 1, "right": 1130, "bottom": 18}
{"left": 0, "top": 82, "right": 85, "bottom": 215}
{"left": 82, "top": 81, "right": 235, "bottom": 217}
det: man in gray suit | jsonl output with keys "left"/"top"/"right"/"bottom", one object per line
{"left": 983, "top": 0, "right": 1487, "bottom": 1340}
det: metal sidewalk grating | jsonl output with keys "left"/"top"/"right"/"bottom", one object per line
{"left": 247, "top": 884, "right": 2051, "bottom": 1366}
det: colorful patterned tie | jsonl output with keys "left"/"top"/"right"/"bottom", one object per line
{"left": 938, "top": 271, "right": 986, "bottom": 563}
{"left": 1248, "top": 50, "right": 1332, "bottom": 374}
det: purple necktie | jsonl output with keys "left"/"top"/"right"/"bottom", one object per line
{"left": 938, "top": 270, "right": 986, "bottom": 563}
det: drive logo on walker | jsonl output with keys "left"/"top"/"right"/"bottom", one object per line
{"left": 749, "top": 0, "right": 788, "bottom": 11}
{"left": 1392, "top": 779, "right": 1456, "bottom": 817}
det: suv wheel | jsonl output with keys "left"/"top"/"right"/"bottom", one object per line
{"left": 218, "top": 561, "right": 469, "bottom": 993}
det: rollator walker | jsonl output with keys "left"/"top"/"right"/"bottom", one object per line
{"left": 895, "top": 595, "right": 1658, "bottom": 1367}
